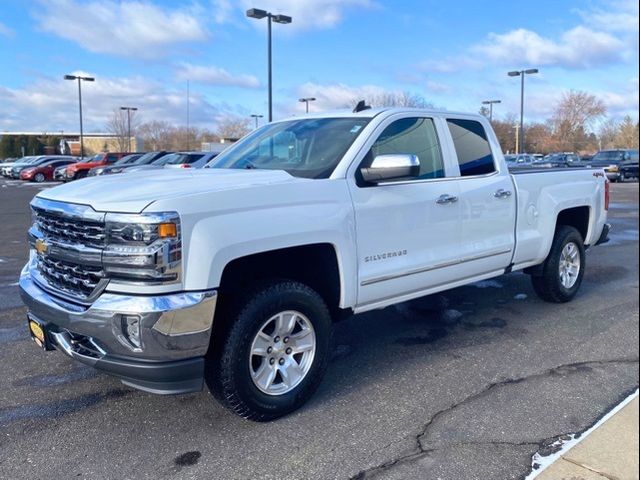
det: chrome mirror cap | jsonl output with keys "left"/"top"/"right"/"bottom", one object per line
{"left": 360, "top": 154, "right": 420, "bottom": 184}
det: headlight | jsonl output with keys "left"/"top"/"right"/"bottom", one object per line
{"left": 103, "top": 212, "right": 182, "bottom": 284}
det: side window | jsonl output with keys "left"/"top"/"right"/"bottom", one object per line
{"left": 106, "top": 154, "right": 119, "bottom": 163}
{"left": 365, "top": 117, "right": 444, "bottom": 180}
{"left": 447, "top": 119, "right": 496, "bottom": 176}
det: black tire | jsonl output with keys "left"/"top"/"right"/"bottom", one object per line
{"left": 34, "top": 173, "right": 46, "bottom": 183}
{"left": 206, "top": 280, "right": 332, "bottom": 421}
{"left": 531, "top": 225, "right": 585, "bottom": 303}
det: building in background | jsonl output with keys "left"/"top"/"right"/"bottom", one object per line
{"left": 0, "top": 132, "right": 142, "bottom": 158}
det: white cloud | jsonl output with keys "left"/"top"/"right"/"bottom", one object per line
{"left": 0, "top": 72, "right": 241, "bottom": 132}
{"left": 577, "top": 0, "right": 639, "bottom": 34}
{"left": 294, "top": 82, "right": 387, "bottom": 113}
{"left": 238, "top": 0, "right": 375, "bottom": 32}
{"left": 0, "top": 20, "right": 14, "bottom": 37}
{"left": 418, "top": 0, "right": 636, "bottom": 73}
{"left": 34, "top": 0, "right": 209, "bottom": 58}
{"left": 474, "top": 26, "right": 625, "bottom": 69}
{"left": 175, "top": 63, "right": 260, "bottom": 88}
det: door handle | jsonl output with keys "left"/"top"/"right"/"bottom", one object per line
{"left": 436, "top": 194, "right": 459, "bottom": 205}
{"left": 494, "top": 189, "right": 512, "bottom": 198}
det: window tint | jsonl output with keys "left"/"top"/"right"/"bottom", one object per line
{"left": 106, "top": 154, "right": 119, "bottom": 163}
{"left": 366, "top": 117, "right": 444, "bottom": 180}
{"left": 447, "top": 119, "right": 496, "bottom": 176}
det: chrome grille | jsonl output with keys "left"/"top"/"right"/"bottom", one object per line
{"left": 34, "top": 208, "right": 106, "bottom": 247}
{"left": 37, "top": 256, "right": 104, "bottom": 298}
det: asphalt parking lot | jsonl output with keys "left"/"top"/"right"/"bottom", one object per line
{"left": 0, "top": 178, "right": 638, "bottom": 480}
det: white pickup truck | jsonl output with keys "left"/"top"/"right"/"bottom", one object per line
{"left": 20, "top": 107, "right": 610, "bottom": 421}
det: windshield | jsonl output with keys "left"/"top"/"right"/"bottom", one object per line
{"left": 592, "top": 151, "right": 623, "bottom": 163}
{"left": 209, "top": 117, "right": 371, "bottom": 179}
{"left": 165, "top": 153, "right": 204, "bottom": 165}
{"left": 132, "top": 151, "right": 163, "bottom": 165}
{"left": 114, "top": 154, "right": 140, "bottom": 165}
{"left": 80, "top": 154, "right": 102, "bottom": 163}
{"left": 150, "top": 154, "right": 178, "bottom": 166}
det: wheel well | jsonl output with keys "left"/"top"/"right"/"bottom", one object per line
{"left": 556, "top": 206, "right": 589, "bottom": 241}
{"left": 218, "top": 244, "right": 343, "bottom": 319}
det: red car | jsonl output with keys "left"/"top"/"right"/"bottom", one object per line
{"left": 64, "top": 152, "right": 129, "bottom": 181}
{"left": 20, "top": 158, "right": 78, "bottom": 182}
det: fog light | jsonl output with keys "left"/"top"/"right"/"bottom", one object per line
{"left": 122, "top": 315, "right": 141, "bottom": 349}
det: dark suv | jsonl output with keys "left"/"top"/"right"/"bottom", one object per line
{"left": 619, "top": 151, "right": 639, "bottom": 182}
{"left": 591, "top": 149, "right": 639, "bottom": 182}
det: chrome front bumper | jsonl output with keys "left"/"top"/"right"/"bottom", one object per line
{"left": 19, "top": 264, "right": 217, "bottom": 394}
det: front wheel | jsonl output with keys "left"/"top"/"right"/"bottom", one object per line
{"left": 531, "top": 226, "right": 585, "bottom": 303}
{"left": 34, "top": 173, "right": 46, "bottom": 183}
{"left": 206, "top": 280, "right": 332, "bottom": 421}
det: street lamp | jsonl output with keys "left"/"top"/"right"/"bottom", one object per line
{"left": 250, "top": 114, "right": 264, "bottom": 129}
{"left": 64, "top": 74, "right": 95, "bottom": 158}
{"left": 481, "top": 99, "right": 501, "bottom": 123}
{"left": 246, "top": 8, "right": 292, "bottom": 122}
{"left": 298, "top": 97, "right": 316, "bottom": 113}
{"left": 120, "top": 106, "right": 138, "bottom": 152}
{"left": 508, "top": 68, "right": 538, "bottom": 153}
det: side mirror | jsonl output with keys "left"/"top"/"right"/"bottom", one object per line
{"left": 360, "top": 154, "right": 420, "bottom": 184}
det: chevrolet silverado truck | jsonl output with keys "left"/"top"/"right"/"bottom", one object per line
{"left": 19, "top": 108, "right": 611, "bottom": 421}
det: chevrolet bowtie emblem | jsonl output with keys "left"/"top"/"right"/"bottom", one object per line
{"left": 35, "top": 239, "right": 48, "bottom": 255}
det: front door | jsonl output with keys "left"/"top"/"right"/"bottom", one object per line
{"left": 348, "top": 114, "right": 462, "bottom": 308}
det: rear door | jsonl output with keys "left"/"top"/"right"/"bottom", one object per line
{"left": 444, "top": 117, "right": 516, "bottom": 277}
{"left": 348, "top": 113, "right": 462, "bottom": 307}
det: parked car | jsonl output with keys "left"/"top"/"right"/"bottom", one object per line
{"left": 87, "top": 153, "right": 143, "bottom": 177}
{"left": 64, "top": 152, "right": 130, "bottom": 181}
{"left": 3, "top": 156, "right": 38, "bottom": 177}
{"left": 619, "top": 151, "right": 639, "bottom": 182}
{"left": 533, "top": 152, "right": 581, "bottom": 168}
{"left": 11, "top": 156, "right": 76, "bottom": 179}
{"left": 590, "top": 149, "right": 639, "bottom": 182}
{"left": 123, "top": 152, "right": 218, "bottom": 173}
{"left": 505, "top": 153, "right": 536, "bottom": 167}
{"left": 20, "top": 157, "right": 78, "bottom": 182}
{"left": 163, "top": 151, "right": 220, "bottom": 169}
{"left": 0, "top": 157, "right": 18, "bottom": 174}
{"left": 53, "top": 165, "right": 68, "bottom": 181}
{"left": 20, "top": 107, "right": 610, "bottom": 421}
{"left": 89, "top": 151, "right": 172, "bottom": 176}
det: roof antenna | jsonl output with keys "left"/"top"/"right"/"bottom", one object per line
{"left": 353, "top": 100, "right": 371, "bottom": 113}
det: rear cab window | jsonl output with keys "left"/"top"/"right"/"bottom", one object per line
{"left": 446, "top": 118, "right": 496, "bottom": 177}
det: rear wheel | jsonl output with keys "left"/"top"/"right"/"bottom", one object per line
{"left": 206, "top": 280, "right": 332, "bottom": 421}
{"left": 531, "top": 226, "right": 585, "bottom": 303}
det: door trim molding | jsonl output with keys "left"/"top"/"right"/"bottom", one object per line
{"left": 360, "top": 248, "right": 512, "bottom": 286}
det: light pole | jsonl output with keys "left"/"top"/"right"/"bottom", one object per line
{"left": 250, "top": 114, "right": 264, "bottom": 129}
{"left": 481, "top": 99, "right": 501, "bottom": 123}
{"left": 246, "top": 8, "right": 292, "bottom": 122}
{"left": 64, "top": 74, "right": 95, "bottom": 158}
{"left": 508, "top": 68, "right": 538, "bottom": 153}
{"left": 298, "top": 97, "right": 316, "bottom": 113}
{"left": 120, "top": 106, "right": 138, "bottom": 152}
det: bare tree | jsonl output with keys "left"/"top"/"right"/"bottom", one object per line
{"left": 138, "top": 120, "right": 175, "bottom": 151}
{"left": 106, "top": 108, "right": 140, "bottom": 151}
{"left": 549, "top": 91, "right": 606, "bottom": 152}
{"left": 215, "top": 116, "right": 251, "bottom": 140}
{"left": 615, "top": 115, "right": 640, "bottom": 149}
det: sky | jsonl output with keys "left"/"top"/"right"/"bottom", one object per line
{"left": 0, "top": 0, "right": 638, "bottom": 133}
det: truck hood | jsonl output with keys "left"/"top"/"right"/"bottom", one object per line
{"left": 37, "top": 168, "right": 303, "bottom": 213}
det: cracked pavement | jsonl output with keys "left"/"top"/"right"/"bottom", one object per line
{"left": 0, "top": 181, "right": 638, "bottom": 480}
